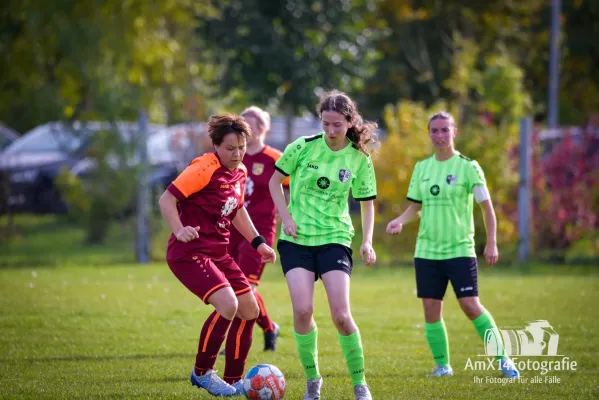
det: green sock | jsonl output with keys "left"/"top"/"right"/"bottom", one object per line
{"left": 472, "top": 309, "right": 507, "bottom": 360}
{"left": 294, "top": 326, "right": 320, "bottom": 380}
{"left": 338, "top": 330, "right": 366, "bottom": 386}
{"left": 425, "top": 319, "right": 450, "bottom": 366}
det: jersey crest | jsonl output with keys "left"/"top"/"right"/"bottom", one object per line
{"left": 252, "top": 162, "right": 264, "bottom": 176}
{"left": 338, "top": 169, "right": 351, "bottom": 183}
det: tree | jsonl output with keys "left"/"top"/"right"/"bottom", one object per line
{"left": 0, "top": 0, "right": 219, "bottom": 244}
{"left": 198, "top": 0, "right": 381, "bottom": 122}
{"left": 0, "top": 0, "right": 218, "bottom": 132}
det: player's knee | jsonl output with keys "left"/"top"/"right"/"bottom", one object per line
{"left": 331, "top": 310, "right": 352, "bottom": 331}
{"left": 293, "top": 305, "right": 313, "bottom": 323}
{"left": 242, "top": 301, "right": 259, "bottom": 320}
{"left": 422, "top": 300, "right": 442, "bottom": 323}
{"left": 218, "top": 297, "right": 239, "bottom": 320}
{"left": 459, "top": 298, "right": 483, "bottom": 320}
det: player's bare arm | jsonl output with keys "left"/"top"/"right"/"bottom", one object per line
{"left": 269, "top": 170, "right": 297, "bottom": 239}
{"left": 232, "top": 207, "right": 276, "bottom": 264}
{"left": 386, "top": 202, "right": 422, "bottom": 235}
{"left": 478, "top": 198, "right": 499, "bottom": 267}
{"left": 158, "top": 190, "right": 199, "bottom": 243}
{"left": 359, "top": 200, "right": 376, "bottom": 266}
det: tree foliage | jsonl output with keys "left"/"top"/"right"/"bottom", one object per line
{"left": 197, "top": 0, "right": 381, "bottom": 116}
{"left": 0, "top": 0, "right": 217, "bottom": 132}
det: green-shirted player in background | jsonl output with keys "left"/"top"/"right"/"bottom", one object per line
{"left": 386, "top": 111, "right": 520, "bottom": 379}
{"left": 269, "top": 90, "right": 377, "bottom": 400}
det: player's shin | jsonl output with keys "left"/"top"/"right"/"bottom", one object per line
{"left": 195, "top": 312, "right": 233, "bottom": 375}
{"left": 425, "top": 319, "right": 451, "bottom": 366}
{"left": 473, "top": 309, "right": 507, "bottom": 360}
{"left": 255, "top": 291, "right": 274, "bottom": 332}
{"left": 338, "top": 330, "right": 367, "bottom": 386}
{"left": 295, "top": 326, "right": 321, "bottom": 380}
{"left": 223, "top": 317, "right": 257, "bottom": 384}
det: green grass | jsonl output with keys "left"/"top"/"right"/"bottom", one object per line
{"left": 0, "top": 262, "right": 598, "bottom": 399}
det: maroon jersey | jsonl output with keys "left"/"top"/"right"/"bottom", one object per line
{"left": 166, "top": 152, "right": 246, "bottom": 261}
{"left": 231, "top": 146, "right": 289, "bottom": 239}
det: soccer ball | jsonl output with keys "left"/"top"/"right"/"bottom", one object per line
{"left": 242, "top": 363, "right": 286, "bottom": 399}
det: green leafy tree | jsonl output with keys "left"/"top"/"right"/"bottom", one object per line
{"left": 198, "top": 0, "right": 381, "bottom": 121}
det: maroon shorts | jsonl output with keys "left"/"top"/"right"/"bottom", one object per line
{"left": 167, "top": 253, "right": 251, "bottom": 304}
{"left": 228, "top": 229, "right": 275, "bottom": 286}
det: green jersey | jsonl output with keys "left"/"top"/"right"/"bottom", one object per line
{"left": 275, "top": 134, "right": 377, "bottom": 247}
{"left": 406, "top": 153, "right": 487, "bottom": 260}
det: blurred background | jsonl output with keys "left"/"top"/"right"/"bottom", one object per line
{"left": 0, "top": 0, "right": 597, "bottom": 267}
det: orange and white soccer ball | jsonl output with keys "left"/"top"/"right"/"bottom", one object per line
{"left": 242, "top": 364, "right": 286, "bottom": 399}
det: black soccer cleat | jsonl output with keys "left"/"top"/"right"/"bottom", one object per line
{"left": 264, "top": 322, "right": 280, "bottom": 351}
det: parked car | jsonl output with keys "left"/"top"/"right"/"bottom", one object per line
{"left": 0, "top": 123, "right": 19, "bottom": 151}
{"left": 0, "top": 121, "right": 173, "bottom": 214}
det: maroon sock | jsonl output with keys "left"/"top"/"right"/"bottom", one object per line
{"left": 254, "top": 291, "right": 274, "bottom": 333}
{"left": 194, "top": 312, "right": 232, "bottom": 376}
{"left": 223, "top": 317, "right": 257, "bottom": 383}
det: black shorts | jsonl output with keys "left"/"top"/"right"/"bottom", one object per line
{"left": 414, "top": 257, "right": 479, "bottom": 300}
{"left": 277, "top": 240, "right": 353, "bottom": 281}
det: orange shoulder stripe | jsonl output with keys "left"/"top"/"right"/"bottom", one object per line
{"left": 264, "top": 146, "right": 290, "bottom": 186}
{"left": 172, "top": 153, "right": 220, "bottom": 198}
{"left": 263, "top": 145, "right": 283, "bottom": 161}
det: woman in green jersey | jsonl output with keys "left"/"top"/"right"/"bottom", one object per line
{"left": 386, "top": 111, "right": 520, "bottom": 378}
{"left": 269, "top": 90, "right": 377, "bottom": 400}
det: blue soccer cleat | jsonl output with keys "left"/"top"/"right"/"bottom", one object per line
{"left": 499, "top": 358, "right": 520, "bottom": 379}
{"left": 231, "top": 379, "right": 245, "bottom": 396}
{"left": 426, "top": 365, "right": 454, "bottom": 377}
{"left": 190, "top": 369, "right": 236, "bottom": 396}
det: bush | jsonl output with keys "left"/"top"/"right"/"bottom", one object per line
{"left": 530, "top": 129, "right": 599, "bottom": 260}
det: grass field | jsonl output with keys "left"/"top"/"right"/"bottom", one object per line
{"left": 1, "top": 261, "right": 598, "bottom": 399}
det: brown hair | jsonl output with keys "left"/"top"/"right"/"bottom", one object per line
{"left": 208, "top": 113, "right": 251, "bottom": 145}
{"left": 317, "top": 90, "right": 377, "bottom": 155}
{"left": 428, "top": 111, "right": 456, "bottom": 129}
{"left": 241, "top": 106, "right": 271, "bottom": 133}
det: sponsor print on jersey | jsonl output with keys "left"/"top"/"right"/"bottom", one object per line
{"left": 221, "top": 196, "right": 238, "bottom": 217}
{"left": 245, "top": 176, "right": 255, "bottom": 197}
{"left": 317, "top": 177, "right": 330, "bottom": 189}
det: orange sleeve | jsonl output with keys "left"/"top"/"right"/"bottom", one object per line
{"left": 170, "top": 153, "right": 220, "bottom": 198}
{"left": 263, "top": 146, "right": 290, "bottom": 187}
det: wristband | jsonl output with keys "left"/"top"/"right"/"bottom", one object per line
{"left": 251, "top": 235, "right": 266, "bottom": 250}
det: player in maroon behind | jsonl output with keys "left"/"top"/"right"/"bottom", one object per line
{"left": 158, "top": 113, "right": 277, "bottom": 397}
{"left": 226, "top": 106, "right": 290, "bottom": 353}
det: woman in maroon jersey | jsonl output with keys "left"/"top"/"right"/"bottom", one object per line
{"left": 225, "top": 106, "right": 290, "bottom": 353}
{"left": 158, "top": 113, "right": 277, "bottom": 397}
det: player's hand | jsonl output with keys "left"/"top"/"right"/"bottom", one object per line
{"left": 257, "top": 243, "right": 277, "bottom": 264}
{"left": 282, "top": 217, "right": 298, "bottom": 239}
{"left": 484, "top": 242, "right": 499, "bottom": 267}
{"left": 175, "top": 226, "right": 200, "bottom": 243}
{"left": 360, "top": 242, "right": 376, "bottom": 266}
{"left": 386, "top": 219, "right": 403, "bottom": 235}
